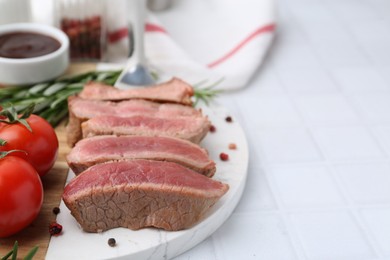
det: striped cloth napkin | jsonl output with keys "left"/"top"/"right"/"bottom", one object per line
{"left": 103, "top": 0, "right": 276, "bottom": 90}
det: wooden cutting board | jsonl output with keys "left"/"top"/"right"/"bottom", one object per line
{"left": 0, "top": 63, "right": 97, "bottom": 259}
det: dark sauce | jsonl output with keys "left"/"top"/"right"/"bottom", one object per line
{"left": 0, "top": 32, "right": 61, "bottom": 59}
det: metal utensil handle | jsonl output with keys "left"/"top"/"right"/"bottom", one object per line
{"left": 130, "top": 0, "right": 147, "bottom": 64}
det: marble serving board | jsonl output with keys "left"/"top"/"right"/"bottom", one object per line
{"left": 45, "top": 104, "right": 249, "bottom": 260}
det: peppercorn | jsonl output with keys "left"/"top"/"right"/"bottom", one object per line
{"left": 228, "top": 143, "right": 237, "bottom": 150}
{"left": 220, "top": 152, "right": 229, "bottom": 161}
{"left": 49, "top": 222, "right": 63, "bottom": 236}
{"left": 52, "top": 206, "right": 60, "bottom": 215}
{"left": 225, "top": 116, "right": 233, "bottom": 122}
{"left": 209, "top": 125, "right": 216, "bottom": 133}
{"left": 108, "top": 238, "right": 116, "bottom": 247}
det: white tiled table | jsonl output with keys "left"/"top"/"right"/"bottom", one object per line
{"left": 174, "top": 0, "right": 390, "bottom": 259}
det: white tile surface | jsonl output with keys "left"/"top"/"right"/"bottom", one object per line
{"left": 239, "top": 96, "right": 302, "bottom": 127}
{"left": 276, "top": 12, "right": 306, "bottom": 45}
{"left": 347, "top": 19, "right": 390, "bottom": 43}
{"left": 293, "top": 94, "right": 360, "bottom": 124}
{"left": 247, "top": 67, "right": 285, "bottom": 96}
{"left": 234, "top": 166, "right": 276, "bottom": 212}
{"left": 270, "top": 41, "right": 321, "bottom": 70}
{"left": 335, "top": 163, "right": 390, "bottom": 204}
{"left": 312, "top": 126, "right": 385, "bottom": 161}
{"left": 270, "top": 165, "right": 345, "bottom": 208}
{"left": 256, "top": 127, "right": 322, "bottom": 163}
{"left": 377, "top": 66, "right": 390, "bottom": 86}
{"left": 325, "top": 0, "right": 378, "bottom": 23}
{"left": 289, "top": 3, "right": 335, "bottom": 24}
{"left": 369, "top": 0, "right": 390, "bottom": 18}
{"left": 214, "top": 213, "right": 297, "bottom": 260}
{"left": 350, "top": 94, "right": 390, "bottom": 123}
{"left": 173, "top": 237, "right": 217, "bottom": 260}
{"left": 278, "top": 68, "right": 339, "bottom": 94}
{"left": 312, "top": 41, "right": 370, "bottom": 68}
{"left": 359, "top": 208, "right": 390, "bottom": 256}
{"left": 290, "top": 211, "right": 375, "bottom": 259}
{"left": 291, "top": 5, "right": 351, "bottom": 45}
{"left": 331, "top": 67, "right": 389, "bottom": 94}
{"left": 360, "top": 39, "right": 390, "bottom": 66}
{"left": 373, "top": 126, "right": 390, "bottom": 156}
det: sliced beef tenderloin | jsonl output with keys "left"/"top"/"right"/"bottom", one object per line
{"left": 67, "top": 135, "right": 216, "bottom": 177}
{"left": 68, "top": 96, "right": 201, "bottom": 119}
{"left": 81, "top": 115, "right": 210, "bottom": 144}
{"left": 62, "top": 159, "right": 229, "bottom": 232}
{"left": 78, "top": 77, "right": 193, "bottom": 105}
{"left": 66, "top": 96, "right": 202, "bottom": 147}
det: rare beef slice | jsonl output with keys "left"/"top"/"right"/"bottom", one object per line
{"left": 67, "top": 135, "right": 216, "bottom": 177}
{"left": 78, "top": 77, "right": 194, "bottom": 105}
{"left": 66, "top": 96, "right": 202, "bottom": 147}
{"left": 81, "top": 114, "right": 210, "bottom": 144}
{"left": 62, "top": 160, "right": 229, "bottom": 232}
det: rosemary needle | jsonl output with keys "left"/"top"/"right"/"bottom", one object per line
{"left": 0, "top": 241, "right": 38, "bottom": 260}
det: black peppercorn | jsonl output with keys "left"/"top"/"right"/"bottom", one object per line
{"left": 52, "top": 206, "right": 60, "bottom": 215}
{"left": 108, "top": 238, "right": 116, "bottom": 247}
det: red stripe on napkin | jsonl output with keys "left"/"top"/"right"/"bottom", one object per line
{"left": 207, "top": 24, "right": 276, "bottom": 68}
{"left": 108, "top": 27, "right": 128, "bottom": 43}
{"left": 145, "top": 23, "right": 168, "bottom": 33}
{"left": 108, "top": 23, "right": 167, "bottom": 43}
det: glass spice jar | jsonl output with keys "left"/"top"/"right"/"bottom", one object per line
{"left": 55, "top": 0, "right": 107, "bottom": 61}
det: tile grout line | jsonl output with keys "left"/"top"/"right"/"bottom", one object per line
{"left": 273, "top": 2, "right": 385, "bottom": 257}
{"left": 262, "top": 164, "right": 309, "bottom": 260}
{"left": 320, "top": 0, "right": 390, "bottom": 154}
{"left": 324, "top": 0, "right": 388, "bottom": 73}
{"left": 307, "top": 0, "right": 390, "bottom": 255}
{"left": 255, "top": 9, "right": 317, "bottom": 255}
{"left": 232, "top": 1, "right": 390, "bottom": 258}
{"left": 232, "top": 67, "right": 308, "bottom": 259}
{"left": 262, "top": 3, "right": 339, "bottom": 259}
{"left": 318, "top": 4, "right": 389, "bottom": 254}
{"left": 323, "top": 91, "right": 387, "bottom": 257}
{"left": 225, "top": 98, "right": 309, "bottom": 259}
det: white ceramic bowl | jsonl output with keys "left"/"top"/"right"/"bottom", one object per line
{"left": 0, "top": 23, "right": 69, "bottom": 86}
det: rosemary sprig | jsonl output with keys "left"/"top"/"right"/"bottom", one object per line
{"left": 193, "top": 78, "right": 224, "bottom": 106}
{"left": 0, "top": 70, "right": 223, "bottom": 127}
{"left": 0, "top": 70, "right": 121, "bottom": 127}
{"left": 0, "top": 241, "right": 38, "bottom": 260}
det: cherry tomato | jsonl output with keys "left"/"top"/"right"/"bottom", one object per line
{"left": 0, "top": 114, "right": 58, "bottom": 177}
{"left": 0, "top": 156, "right": 43, "bottom": 237}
